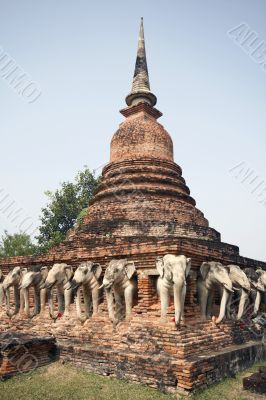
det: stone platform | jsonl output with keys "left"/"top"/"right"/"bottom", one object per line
{"left": 0, "top": 309, "right": 265, "bottom": 394}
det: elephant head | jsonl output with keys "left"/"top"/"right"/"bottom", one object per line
{"left": 200, "top": 261, "right": 233, "bottom": 324}
{"left": 100, "top": 259, "right": 136, "bottom": 290}
{"left": 44, "top": 263, "right": 73, "bottom": 290}
{"left": 156, "top": 254, "right": 191, "bottom": 325}
{"left": 227, "top": 265, "right": 250, "bottom": 292}
{"left": 72, "top": 261, "right": 102, "bottom": 290}
{"left": 156, "top": 254, "right": 191, "bottom": 283}
{"left": 256, "top": 269, "right": 266, "bottom": 289}
{"left": 200, "top": 262, "right": 233, "bottom": 293}
{"left": 20, "top": 266, "right": 49, "bottom": 290}
{"left": 3, "top": 266, "right": 27, "bottom": 291}
{"left": 243, "top": 268, "right": 264, "bottom": 292}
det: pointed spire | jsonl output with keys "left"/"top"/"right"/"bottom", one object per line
{"left": 126, "top": 18, "right": 157, "bottom": 107}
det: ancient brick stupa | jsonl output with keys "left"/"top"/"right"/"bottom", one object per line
{"left": 0, "top": 18, "right": 265, "bottom": 395}
{"left": 85, "top": 17, "right": 219, "bottom": 244}
{"left": 55, "top": 18, "right": 264, "bottom": 274}
{"left": 1, "top": 18, "right": 264, "bottom": 271}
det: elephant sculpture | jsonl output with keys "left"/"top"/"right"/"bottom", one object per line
{"left": 257, "top": 269, "right": 266, "bottom": 312}
{"left": 3, "top": 266, "right": 28, "bottom": 317}
{"left": 156, "top": 254, "right": 191, "bottom": 326}
{"left": 0, "top": 268, "right": 4, "bottom": 312}
{"left": 197, "top": 261, "right": 233, "bottom": 324}
{"left": 244, "top": 268, "right": 266, "bottom": 316}
{"left": 20, "top": 266, "right": 49, "bottom": 317}
{"left": 43, "top": 263, "right": 73, "bottom": 319}
{"left": 71, "top": 261, "right": 102, "bottom": 322}
{"left": 100, "top": 259, "right": 137, "bottom": 322}
{"left": 225, "top": 265, "right": 250, "bottom": 320}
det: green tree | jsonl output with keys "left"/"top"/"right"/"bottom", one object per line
{"left": 0, "top": 231, "right": 37, "bottom": 258}
{"left": 37, "top": 167, "right": 99, "bottom": 252}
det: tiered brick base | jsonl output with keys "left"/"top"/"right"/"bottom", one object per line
{"left": 0, "top": 309, "right": 265, "bottom": 394}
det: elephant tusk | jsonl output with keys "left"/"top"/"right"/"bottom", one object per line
{"left": 45, "top": 282, "right": 54, "bottom": 290}
{"left": 224, "top": 284, "right": 234, "bottom": 293}
{"left": 70, "top": 281, "right": 80, "bottom": 291}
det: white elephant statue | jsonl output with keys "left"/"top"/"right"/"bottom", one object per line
{"left": 0, "top": 268, "right": 4, "bottom": 312}
{"left": 20, "top": 266, "right": 49, "bottom": 317}
{"left": 100, "top": 259, "right": 137, "bottom": 322}
{"left": 3, "top": 266, "right": 28, "bottom": 317}
{"left": 43, "top": 263, "right": 73, "bottom": 319}
{"left": 256, "top": 269, "right": 266, "bottom": 314}
{"left": 71, "top": 261, "right": 102, "bottom": 322}
{"left": 225, "top": 265, "right": 250, "bottom": 320}
{"left": 244, "top": 268, "right": 266, "bottom": 316}
{"left": 197, "top": 261, "right": 233, "bottom": 324}
{"left": 156, "top": 254, "right": 191, "bottom": 326}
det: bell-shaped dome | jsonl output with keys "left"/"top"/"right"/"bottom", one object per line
{"left": 110, "top": 111, "right": 173, "bottom": 163}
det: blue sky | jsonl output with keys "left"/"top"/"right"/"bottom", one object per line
{"left": 0, "top": 0, "right": 265, "bottom": 261}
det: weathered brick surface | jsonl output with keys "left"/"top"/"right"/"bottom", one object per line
{"left": 0, "top": 312, "right": 264, "bottom": 393}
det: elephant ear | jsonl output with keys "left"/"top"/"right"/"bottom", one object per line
{"left": 21, "top": 267, "right": 28, "bottom": 277}
{"left": 64, "top": 265, "right": 73, "bottom": 281}
{"left": 185, "top": 258, "right": 192, "bottom": 279}
{"left": 124, "top": 261, "right": 136, "bottom": 280}
{"left": 92, "top": 263, "right": 102, "bottom": 280}
{"left": 200, "top": 262, "right": 210, "bottom": 280}
{"left": 40, "top": 266, "right": 49, "bottom": 280}
{"left": 156, "top": 257, "right": 164, "bottom": 278}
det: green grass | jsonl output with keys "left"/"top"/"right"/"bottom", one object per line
{"left": 0, "top": 363, "right": 175, "bottom": 400}
{"left": 0, "top": 361, "right": 265, "bottom": 400}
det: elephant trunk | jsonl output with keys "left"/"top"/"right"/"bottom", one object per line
{"left": 236, "top": 289, "right": 249, "bottom": 320}
{"left": 254, "top": 290, "right": 261, "bottom": 316}
{"left": 215, "top": 288, "right": 230, "bottom": 324}
{"left": 23, "top": 288, "right": 30, "bottom": 317}
{"left": 71, "top": 279, "right": 81, "bottom": 296}
{"left": 47, "top": 288, "right": 57, "bottom": 320}
{"left": 99, "top": 279, "right": 113, "bottom": 290}
{"left": 6, "top": 286, "right": 20, "bottom": 318}
{"left": 5, "top": 288, "right": 12, "bottom": 317}
{"left": 45, "top": 281, "right": 55, "bottom": 290}
{"left": 75, "top": 287, "right": 87, "bottom": 323}
{"left": 0, "top": 285, "right": 4, "bottom": 311}
{"left": 173, "top": 282, "right": 185, "bottom": 326}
